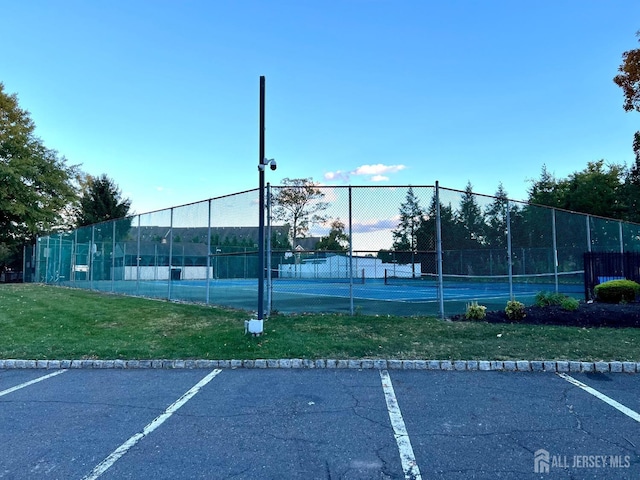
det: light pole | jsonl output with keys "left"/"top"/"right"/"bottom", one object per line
{"left": 247, "top": 76, "right": 276, "bottom": 336}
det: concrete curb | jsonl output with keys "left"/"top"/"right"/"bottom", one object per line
{"left": 0, "top": 359, "right": 638, "bottom": 373}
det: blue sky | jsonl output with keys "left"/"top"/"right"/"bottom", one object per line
{"left": 2, "top": 0, "right": 639, "bottom": 215}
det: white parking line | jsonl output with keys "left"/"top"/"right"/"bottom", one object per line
{"left": 0, "top": 370, "right": 67, "bottom": 398}
{"left": 379, "top": 369, "right": 422, "bottom": 480}
{"left": 557, "top": 373, "right": 640, "bottom": 423}
{"left": 81, "top": 368, "right": 223, "bottom": 480}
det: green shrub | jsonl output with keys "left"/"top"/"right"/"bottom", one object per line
{"left": 535, "top": 291, "right": 568, "bottom": 307}
{"left": 594, "top": 279, "right": 640, "bottom": 303}
{"left": 560, "top": 297, "right": 580, "bottom": 311}
{"left": 505, "top": 300, "right": 526, "bottom": 320}
{"left": 465, "top": 301, "right": 487, "bottom": 320}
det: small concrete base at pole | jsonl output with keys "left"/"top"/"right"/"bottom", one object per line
{"left": 245, "top": 319, "right": 264, "bottom": 336}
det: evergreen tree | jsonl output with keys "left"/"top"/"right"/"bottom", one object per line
{"left": 76, "top": 174, "right": 131, "bottom": 227}
{"left": 484, "top": 183, "right": 509, "bottom": 249}
{"left": 392, "top": 187, "right": 426, "bottom": 252}
{"left": 456, "top": 182, "right": 486, "bottom": 248}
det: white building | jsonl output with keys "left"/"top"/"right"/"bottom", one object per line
{"left": 278, "top": 254, "right": 416, "bottom": 279}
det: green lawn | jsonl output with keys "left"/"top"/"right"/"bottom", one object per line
{"left": 0, "top": 284, "right": 638, "bottom": 361}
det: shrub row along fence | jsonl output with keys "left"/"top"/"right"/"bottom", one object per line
{"left": 26, "top": 184, "right": 640, "bottom": 317}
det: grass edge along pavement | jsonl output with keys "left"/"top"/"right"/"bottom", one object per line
{"left": 0, "top": 284, "right": 639, "bottom": 363}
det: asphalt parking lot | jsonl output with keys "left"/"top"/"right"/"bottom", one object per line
{"left": 0, "top": 369, "right": 638, "bottom": 479}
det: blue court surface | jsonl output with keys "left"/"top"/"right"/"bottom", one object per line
{"left": 73, "top": 276, "right": 584, "bottom": 316}
{"left": 166, "top": 277, "right": 583, "bottom": 302}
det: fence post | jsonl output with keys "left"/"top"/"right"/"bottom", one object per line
{"left": 44, "top": 236, "right": 50, "bottom": 283}
{"left": 206, "top": 199, "right": 212, "bottom": 304}
{"left": 90, "top": 226, "right": 95, "bottom": 290}
{"left": 168, "top": 208, "right": 174, "bottom": 300}
{"left": 112, "top": 221, "right": 116, "bottom": 292}
{"left": 73, "top": 230, "right": 78, "bottom": 283}
{"left": 552, "top": 209, "right": 559, "bottom": 293}
{"left": 619, "top": 221, "right": 624, "bottom": 254}
{"left": 586, "top": 215, "right": 592, "bottom": 252}
{"left": 267, "top": 183, "right": 273, "bottom": 316}
{"left": 435, "top": 182, "right": 444, "bottom": 319}
{"left": 349, "top": 186, "right": 354, "bottom": 316}
{"left": 22, "top": 244, "right": 27, "bottom": 283}
{"left": 506, "top": 200, "right": 513, "bottom": 300}
{"left": 136, "top": 215, "right": 141, "bottom": 295}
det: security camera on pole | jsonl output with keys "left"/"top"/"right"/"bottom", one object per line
{"left": 246, "top": 76, "right": 276, "bottom": 336}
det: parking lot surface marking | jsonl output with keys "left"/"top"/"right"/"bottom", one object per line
{"left": 0, "top": 370, "right": 67, "bottom": 398}
{"left": 380, "top": 369, "right": 423, "bottom": 480}
{"left": 81, "top": 368, "right": 223, "bottom": 480}
{"left": 558, "top": 372, "right": 640, "bottom": 423}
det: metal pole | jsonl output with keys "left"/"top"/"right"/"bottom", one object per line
{"left": 257, "top": 76, "right": 266, "bottom": 323}
{"left": 73, "top": 230, "right": 78, "bottom": 283}
{"left": 266, "top": 183, "right": 272, "bottom": 316}
{"left": 206, "top": 199, "right": 212, "bottom": 304}
{"left": 112, "top": 221, "right": 116, "bottom": 292}
{"left": 506, "top": 201, "right": 513, "bottom": 300}
{"left": 552, "top": 209, "right": 559, "bottom": 293}
{"left": 136, "top": 215, "right": 141, "bottom": 295}
{"left": 58, "top": 232, "right": 63, "bottom": 282}
{"left": 586, "top": 215, "right": 592, "bottom": 252}
{"left": 349, "top": 186, "right": 354, "bottom": 315}
{"left": 619, "top": 220, "right": 625, "bottom": 279}
{"left": 168, "top": 208, "right": 174, "bottom": 300}
{"left": 619, "top": 221, "right": 624, "bottom": 254}
{"left": 435, "top": 182, "right": 445, "bottom": 318}
{"left": 90, "top": 226, "right": 95, "bottom": 290}
{"left": 45, "top": 236, "right": 50, "bottom": 283}
{"left": 22, "top": 244, "right": 27, "bottom": 283}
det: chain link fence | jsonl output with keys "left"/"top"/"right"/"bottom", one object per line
{"left": 27, "top": 184, "right": 640, "bottom": 317}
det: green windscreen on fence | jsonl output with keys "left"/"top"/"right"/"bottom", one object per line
{"left": 29, "top": 185, "right": 640, "bottom": 317}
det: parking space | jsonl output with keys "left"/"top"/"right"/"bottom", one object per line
{"left": 0, "top": 369, "right": 638, "bottom": 479}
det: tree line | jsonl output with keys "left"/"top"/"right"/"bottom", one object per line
{"left": 0, "top": 83, "right": 130, "bottom": 272}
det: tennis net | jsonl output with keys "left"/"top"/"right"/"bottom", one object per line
{"left": 384, "top": 270, "right": 584, "bottom": 290}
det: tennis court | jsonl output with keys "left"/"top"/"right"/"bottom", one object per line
{"left": 77, "top": 271, "right": 584, "bottom": 316}
{"left": 32, "top": 184, "right": 621, "bottom": 317}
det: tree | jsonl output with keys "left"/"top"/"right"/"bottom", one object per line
{"left": 484, "top": 183, "right": 510, "bottom": 249}
{"left": 0, "top": 83, "right": 78, "bottom": 270}
{"left": 561, "top": 160, "right": 626, "bottom": 218}
{"left": 271, "top": 178, "right": 328, "bottom": 244}
{"left": 392, "top": 187, "right": 426, "bottom": 252}
{"left": 614, "top": 32, "right": 640, "bottom": 221}
{"left": 392, "top": 187, "right": 431, "bottom": 277}
{"left": 315, "top": 219, "right": 349, "bottom": 251}
{"left": 456, "top": 182, "right": 486, "bottom": 248}
{"left": 76, "top": 174, "right": 131, "bottom": 227}
{"left": 624, "top": 132, "right": 640, "bottom": 222}
{"left": 527, "top": 161, "right": 629, "bottom": 219}
{"left": 614, "top": 32, "right": 640, "bottom": 113}
{"left": 527, "top": 165, "right": 564, "bottom": 208}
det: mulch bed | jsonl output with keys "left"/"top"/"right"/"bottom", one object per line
{"left": 450, "top": 302, "right": 640, "bottom": 328}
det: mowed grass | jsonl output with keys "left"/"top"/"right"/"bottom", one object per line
{"left": 0, "top": 284, "right": 639, "bottom": 361}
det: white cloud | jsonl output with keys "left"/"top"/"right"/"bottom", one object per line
{"left": 323, "top": 170, "right": 350, "bottom": 182}
{"left": 353, "top": 164, "right": 406, "bottom": 176}
{"left": 324, "top": 164, "right": 406, "bottom": 183}
{"left": 351, "top": 217, "right": 399, "bottom": 233}
{"left": 371, "top": 175, "right": 389, "bottom": 182}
